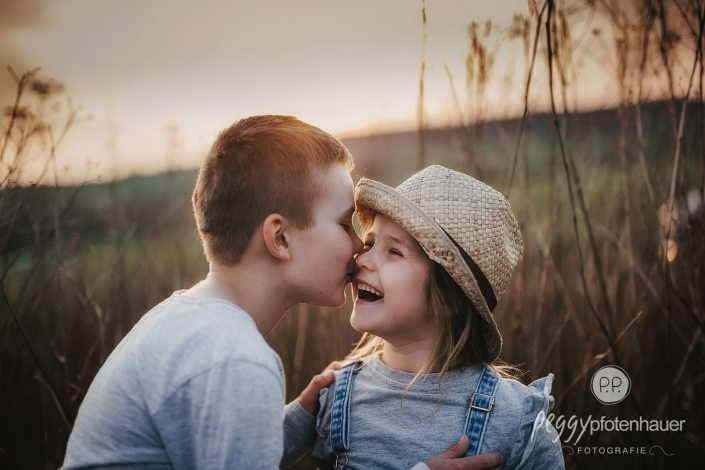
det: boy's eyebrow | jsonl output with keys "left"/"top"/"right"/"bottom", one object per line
{"left": 339, "top": 205, "right": 355, "bottom": 219}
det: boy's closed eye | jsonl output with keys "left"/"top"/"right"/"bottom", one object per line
{"left": 339, "top": 217, "right": 354, "bottom": 231}
{"left": 338, "top": 207, "right": 355, "bottom": 231}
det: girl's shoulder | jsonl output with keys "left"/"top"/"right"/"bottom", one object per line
{"left": 495, "top": 372, "right": 555, "bottom": 419}
{"left": 490, "top": 373, "right": 564, "bottom": 469}
{"left": 315, "top": 360, "right": 361, "bottom": 434}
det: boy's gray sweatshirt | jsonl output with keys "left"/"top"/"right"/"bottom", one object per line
{"left": 283, "top": 356, "right": 564, "bottom": 470}
{"left": 63, "top": 292, "right": 286, "bottom": 469}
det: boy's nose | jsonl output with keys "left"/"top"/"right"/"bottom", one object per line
{"left": 350, "top": 231, "right": 363, "bottom": 255}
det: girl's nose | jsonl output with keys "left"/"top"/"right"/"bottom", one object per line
{"left": 355, "top": 247, "right": 375, "bottom": 271}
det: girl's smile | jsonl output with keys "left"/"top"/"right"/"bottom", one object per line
{"left": 351, "top": 214, "right": 435, "bottom": 346}
{"left": 355, "top": 281, "right": 384, "bottom": 301}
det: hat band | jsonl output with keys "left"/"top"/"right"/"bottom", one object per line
{"left": 437, "top": 225, "right": 498, "bottom": 311}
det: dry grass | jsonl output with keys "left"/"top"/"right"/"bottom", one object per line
{"left": 1, "top": 1, "right": 705, "bottom": 468}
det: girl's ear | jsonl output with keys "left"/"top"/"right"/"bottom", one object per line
{"left": 262, "top": 213, "right": 292, "bottom": 261}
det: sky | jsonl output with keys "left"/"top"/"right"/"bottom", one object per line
{"left": 1, "top": 0, "right": 625, "bottom": 184}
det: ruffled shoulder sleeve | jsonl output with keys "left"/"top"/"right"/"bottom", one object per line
{"left": 506, "top": 374, "right": 565, "bottom": 470}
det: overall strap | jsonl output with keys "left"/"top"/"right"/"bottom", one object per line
{"left": 463, "top": 365, "right": 500, "bottom": 457}
{"left": 330, "top": 359, "right": 362, "bottom": 469}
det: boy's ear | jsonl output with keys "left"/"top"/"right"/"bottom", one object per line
{"left": 262, "top": 213, "right": 292, "bottom": 262}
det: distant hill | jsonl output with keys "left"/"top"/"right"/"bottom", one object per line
{"left": 343, "top": 99, "right": 683, "bottom": 186}
{"left": 6, "top": 100, "right": 690, "bottom": 254}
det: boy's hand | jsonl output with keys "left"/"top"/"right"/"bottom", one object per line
{"left": 297, "top": 361, "right": 346, "bottom": 415}
{"left": 424, "top": 435, "right": 503, "bottom": 470}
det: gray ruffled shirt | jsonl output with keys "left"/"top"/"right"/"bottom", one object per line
{"left": 283, "top": 356, "right": 564, "bottom": 470}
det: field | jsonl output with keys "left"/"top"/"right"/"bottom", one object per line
{"left": 2, "top": 1, "right": 705, "bottom": 468}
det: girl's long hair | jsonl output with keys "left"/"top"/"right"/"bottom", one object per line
{"left": 347, "top": 257, "right": 520, "bottom": 384}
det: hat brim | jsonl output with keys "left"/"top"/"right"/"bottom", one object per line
{"left": 355, "top": 178, "right": 502, "bottom": 362}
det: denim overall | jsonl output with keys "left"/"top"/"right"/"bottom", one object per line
{"left": 329, "top": 361, "right": 500, "bottom": 469}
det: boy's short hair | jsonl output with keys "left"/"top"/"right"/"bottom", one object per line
{"left": 192, "top": 115, "right": 354, "bottom": 266}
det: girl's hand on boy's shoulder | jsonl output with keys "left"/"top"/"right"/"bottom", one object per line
{"left": 424, "top": 435, "right": 503, "bottom": 470}
{"left": 297, "top": 360, "right": 348, "bottom": 415}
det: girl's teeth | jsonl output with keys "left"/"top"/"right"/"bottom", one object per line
{"left": 358, "top": 282, "right": 383, "bottom": 297}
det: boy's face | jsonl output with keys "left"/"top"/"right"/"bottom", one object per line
{"left": 287, "top": 163, "right": 363, "bottom": 307}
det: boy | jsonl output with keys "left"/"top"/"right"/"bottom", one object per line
{"left": 62, "top": 116, "right": 502, "bottom": 470}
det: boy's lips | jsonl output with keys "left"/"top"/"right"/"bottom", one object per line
{"left": 345, "top": 262, "right": 357, "bottom": 283}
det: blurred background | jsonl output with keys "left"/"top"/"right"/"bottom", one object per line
{"left": 1, "top": 0, "right": 704, "bottom": 468}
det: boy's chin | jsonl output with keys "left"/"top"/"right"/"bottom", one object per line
{"left": 315, "top": 289, "right": 347, "bottom": 309}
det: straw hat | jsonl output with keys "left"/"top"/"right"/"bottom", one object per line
{"left": 355, "top": 165, "right": 523, "bottom": 361}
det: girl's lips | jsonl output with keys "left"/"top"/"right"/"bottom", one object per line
{"left": 354, "top": 280, "right": 384, "bottom": 302}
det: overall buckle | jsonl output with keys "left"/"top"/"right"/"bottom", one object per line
{"left": 469, "top": 392, "right": 494, "bottom": 412}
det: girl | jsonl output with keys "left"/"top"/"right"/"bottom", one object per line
{"left": 283, "top": 165, "right": 564, "bottom": 470}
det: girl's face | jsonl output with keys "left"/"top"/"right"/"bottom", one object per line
{"left": 351, "top": 214, "right": 435, "bottom": 346}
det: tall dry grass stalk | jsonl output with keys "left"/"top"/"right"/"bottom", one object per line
{"left": 443, "top": 1, "right": 704, "bottom": 467}
{"left": 505, "top": 4, "right": 546, "bottom": 197}
{"left": 0, "top": 66, "right": 208, "bottom": 467}
{"left": 417, "top": 0, "right": 427, "bottom": 172}
{"left": 2, "top": 1, "right": 705, "bottom": 469}
{"left": 0, "top": 67, "right": 85, "bottom": 430}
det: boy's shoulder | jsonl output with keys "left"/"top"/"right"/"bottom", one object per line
{"left": 113, "top": 292, "right": 284, "bottom": 405}
{"left": 135, "top": 292, "right": 273, "bottom": 358}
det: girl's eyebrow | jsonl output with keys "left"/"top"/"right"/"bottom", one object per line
{"left": 384, "top": 234, "right": 411, "bottom": 249}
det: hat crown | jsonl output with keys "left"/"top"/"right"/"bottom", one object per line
{"left": 395, "top": 165, "right": 523, "bottom": 302}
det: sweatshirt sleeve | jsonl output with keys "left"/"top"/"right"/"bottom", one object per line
{"left": 311, "top": 383, "right": 334, "bottom": 465}
{"left": 507, "top": 374, "right": 565, "bottom": 470}
{"left": 280, "top": 399, "right": 318, "bottom": 468}
{"left": 152, "top": 359, "right": 285, "bottom": 470}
